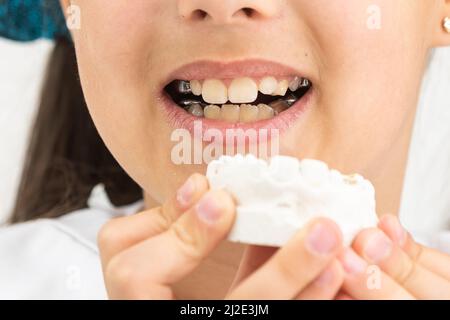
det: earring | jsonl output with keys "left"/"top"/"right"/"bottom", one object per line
{"left": 444, "top": 17, "right": 450, "bottom": 33}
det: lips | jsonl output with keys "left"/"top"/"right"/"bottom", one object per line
{"left": 159, "top": 59, "right": 315, "bottom": 136}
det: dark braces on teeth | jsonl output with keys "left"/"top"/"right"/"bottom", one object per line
{"left": 164, "top": 78, "right": 312, "bottom": 116}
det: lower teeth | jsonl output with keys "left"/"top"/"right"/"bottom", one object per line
{"left": 167, "top": 79, "right": 312, "bottom": 122}
{"left": 178, "top": 99, "right": 206, "bottom": 108}
{"left": 269, "top": 100, "right": 290, "bottom": 115}
{"left": 189, "top": 103, "right": 280, "bottom": 122}
{"left": 188, "top": 104, "right": 204, "bottom": 117}
{"left": 284, "top": 93, "right": 299, "bottom": 107}
{"left": 180, "top": 95, "right": 298, "bottom": 122}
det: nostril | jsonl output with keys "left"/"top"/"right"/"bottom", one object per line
{"left": 242, "top": 7, "right": 255, "bottom": 18}
{"left": 191, "top": 9, "right": 208, "bottom": 21}
{"left": 232, "top": 7, "right": 259, "bottom": 20}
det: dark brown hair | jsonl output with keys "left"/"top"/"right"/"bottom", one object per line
{"left": 10, "top": 38, "right": 142, "bottom": 223}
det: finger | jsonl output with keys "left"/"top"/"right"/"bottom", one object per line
{"left": 353, "top": 228, "right": 450, "bottom": 299}
{"left": 377, "top": 215, "right": 407, "bottom": 246}
{"left": 228, "top": 245, "right": 277, "bottom": 292}
{"left": 104, "top": 189, "right": 236, "bottom": 299}
{"left": 164, "top": 173, "right": 211, "bottom": 223}
{"left": 98, "top": 173, "right": 209, "bottom": 265}
{"left": 227, "top": 218, "right": 343, "bottom": 300}
{"left": 296, "top": 260, "right": 344, "bottom": 300}
{"left": 379, "top": 215, "right": 450, "bottom": 280}
{"left": 338, "top": 248, "right": 415, "bottom": 300}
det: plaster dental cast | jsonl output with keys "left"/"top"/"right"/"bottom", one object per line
{"left": 1, "top": 0, "right": 450, "bottom": 300}
{"left": 206, "top": 155, "right": 378, "bottom": 247}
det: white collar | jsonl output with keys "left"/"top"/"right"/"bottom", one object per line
{"left": 87, "top": 184, "right": 144, "bottom": 217}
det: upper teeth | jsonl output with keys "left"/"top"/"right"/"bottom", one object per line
{"left": 175, "top": 80, "right": 192, "bottom": 94}
{"left": 273, "top": 79, "right": 289, "bottom": 96}
{"left": 189, "top": 76, "right": 309, "bottom": 105}
{"left": 202, "top": 79, "right": 228, "bottom": 104}
{"left": 190, "top": 80, "right": 202, "bottom": 96}
{"left": 228, "top": 77, "right": 258, "bottom": 104}
{"left": 259, "top": 76, "right": 278, "bottom": 95}
{"left": 288, "top": 77, "right": 301, "bottom": 92}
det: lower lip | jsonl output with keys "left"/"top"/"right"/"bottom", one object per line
{"left": 160, "top": 88, "right": 314, "bottom": 140}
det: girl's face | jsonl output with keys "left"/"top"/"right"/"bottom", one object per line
{"left": 62, "top": 0, "right": 446, "bottom": 208}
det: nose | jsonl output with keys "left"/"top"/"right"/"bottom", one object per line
{"left": 177, "top": 0, "right": 280, "bottom": 24}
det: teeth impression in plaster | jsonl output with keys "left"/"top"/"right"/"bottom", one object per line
{"left": 206, "top": 154, "right": 378, "bottom": 246}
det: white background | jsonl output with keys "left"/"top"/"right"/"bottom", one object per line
{"left": 0, "top": 38, "right": 53, "bottom": 223}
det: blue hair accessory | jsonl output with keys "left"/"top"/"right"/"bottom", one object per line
{"left": 0, "top": 0, "right": 70, "bottom": 41}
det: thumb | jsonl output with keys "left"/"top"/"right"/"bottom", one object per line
{"left": 105, "top": 189, "right": 236, "bottom": 298}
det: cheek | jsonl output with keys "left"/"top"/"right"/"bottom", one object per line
{"left": 72, "top": 0, "right": 164, "bottom": 82}
{"left": 284, "top": 0, "right": 430, "bottom": 170}
{"left": 306, "top": 0, "right": 429, "bottom": 95}
{"left": 317, "top": 2, "right": 427, "bottom": 118}
{"left": 70, "top": 1, "right": 176, "bottom": 196}
{"left": 71, "top": 0, "right": 166, "bottom": 135}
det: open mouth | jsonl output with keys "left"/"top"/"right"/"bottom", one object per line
{"left": 164, "top": 76, "right": 312, "bottom": 123}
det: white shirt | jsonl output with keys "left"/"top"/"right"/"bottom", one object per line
{"left": 0, "top": 185, "right": 143, "bottom": 300}
{"left": 1, "top": 185, "right": 450, "bottom": 300}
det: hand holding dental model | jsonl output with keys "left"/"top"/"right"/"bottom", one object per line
{"left": 207, "top": 154, "right": 379, "bottom": 246}
{"left": 99, "top": 163, "right": 450, "bottom": 300}
{"left": 98, "top": 173, "right": 345, "bottom": 299}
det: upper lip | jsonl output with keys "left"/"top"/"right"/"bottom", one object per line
{"left": 161, "top": 59, "right": 313, "bottom": 88}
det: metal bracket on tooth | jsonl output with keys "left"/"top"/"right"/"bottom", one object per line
{"left": 284, "top": 93, "right": 298, "bottom": 107}
{"left": 300, "top": 78, "right": 310, "bottom": 87}
{"left": 178, "top": 99, "right": 205, "bottom": 109}
{"left": 175, "top": 80, "right": 192, "bottom": 94}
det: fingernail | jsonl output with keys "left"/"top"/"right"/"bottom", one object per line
{"left": 176, "top": 176, "right": 195, "bottom": 208}
{"left": 306, "top": 222, "right": 340, "bottom": 255}
{"left": 196, "top": 192, "right": 223, "bottom": 224}
{"left": 364, "top": 231, "right": 392, "bottom": 263}
{"left": 390, "top": 217, "right": 407, "bottom": 247}
{"left": 341, "top": 249, "right": 367, "bottom": 275}
{"left": 314, "top": 265, "right": 335, "bottom": 287}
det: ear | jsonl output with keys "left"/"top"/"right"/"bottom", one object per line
{"left": 59, "top": 0, "right": 71, "bottom": 10}
{"left": 431, "top": 0, "right": 450, "bottom": 47}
